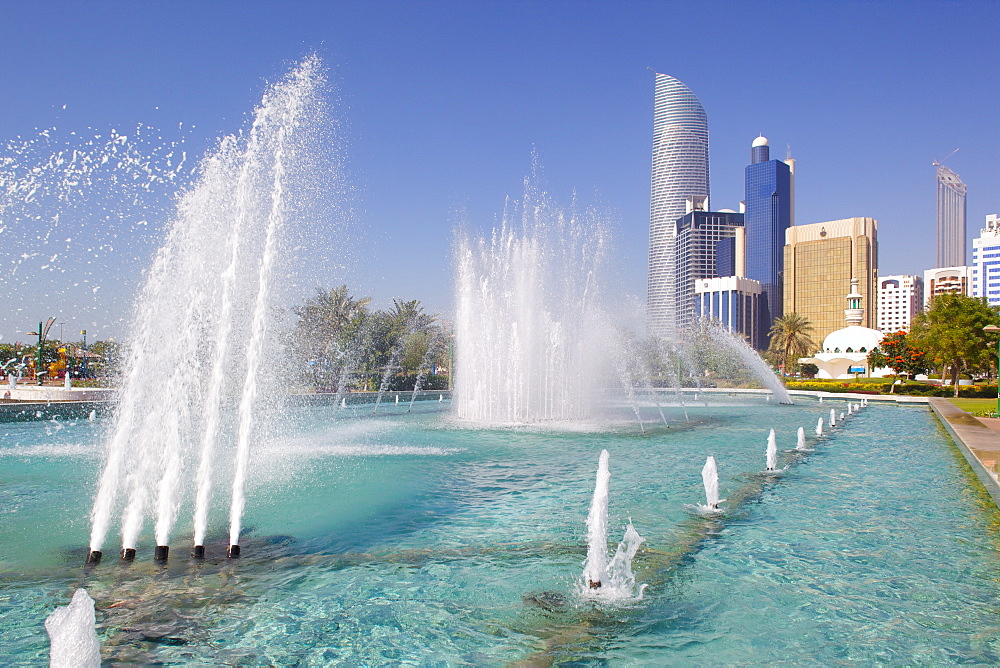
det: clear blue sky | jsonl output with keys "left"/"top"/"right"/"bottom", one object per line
{"left": 1, "top": 0, "right": 998, "bottom": 342}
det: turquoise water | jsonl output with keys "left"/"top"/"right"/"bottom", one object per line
{"left": 3, "top": 397, "right": 1000, "bottom": 663}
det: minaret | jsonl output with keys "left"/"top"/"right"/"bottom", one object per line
{"left": 844, "top": 278, "right": 864, "bottom": 326}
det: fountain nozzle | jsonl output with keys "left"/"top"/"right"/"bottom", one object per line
{"left": 154, "top": 545, "right": 169, "bottom": 561}
{"left": 192, "top": 545, "right": 205, "bottom": 559}
{"left": 588, "top": 580, "right": 602, "bottom": 589}
{"left": 227, "top": 544, "right": 241, "bottom": 558}
{"left": 121, "top": 548, "right": 136, "bottom": 561}
{"left": 85, "top": 550, "right": 102, "bottom": 565}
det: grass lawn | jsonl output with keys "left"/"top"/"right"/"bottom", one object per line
{"left": 948, "top": 398, "right": 999, "bottom": 415}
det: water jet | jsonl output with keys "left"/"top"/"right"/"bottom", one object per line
{"left": 766, "top": 428, "right": 778, "bottom": 471}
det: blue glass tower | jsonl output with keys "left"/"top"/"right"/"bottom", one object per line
{"left": 744, "top": 135, "right": 792, "bottom": 350}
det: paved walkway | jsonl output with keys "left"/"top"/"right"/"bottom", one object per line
{"left": 929, "top": 398, "right": 1000, "bottom": 508}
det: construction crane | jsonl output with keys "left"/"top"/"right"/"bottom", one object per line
{"left": 933, "top": 148, "right": 960, "bottom": 167}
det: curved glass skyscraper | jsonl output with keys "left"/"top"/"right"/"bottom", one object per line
{"left": 648, "top": 72, "right": 710, "bottom": 337}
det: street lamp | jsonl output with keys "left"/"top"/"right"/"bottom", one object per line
{"left": 81, "top": 330, "right": 88, "bottom": 378}
{"left": 984, "top": 325, "right": 1000, "bottom": 416}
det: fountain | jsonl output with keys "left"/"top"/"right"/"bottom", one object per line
{"left": 581, "top": 449, "right": 645, "bottom": 599}
{"left": 452, "top": 160, "right": 613, "bottom": 423}
{"left": 85, "top": 55, "right": 329, "bottom": 564}
{"left": 700, "top": 455, "right": 723, "bottom": 511}
{"left": 407, "top": 330, "right": 441, "bottom": 412}
{"left": 583, "top": 450, "right": 611, "bottom": 589}
{"left": 796, "top": 426, "right": 807, "bottom": 450}
{"left": 766, "top": 428, "right": 778, "bottom": 471}
{"left": 44, "top": 589, "right": 100, "bottom": 668}
{"left": 830, "top": 408, "right": 837, "bottom": 428}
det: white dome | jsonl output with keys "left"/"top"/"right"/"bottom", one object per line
{"left": 752, "top": 135, "right": 769, "bottom": 148}
{"left": 821, "top": 325, "right": 883, "bottom": 354}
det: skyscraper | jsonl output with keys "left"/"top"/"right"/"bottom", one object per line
{"left": 936, "top": 164, "right": 967, "bottom": 267}
{"left": 648, "top": 72, "right": 710, "bottom": 337}
{"left": 744, "top": 136, "right": 792, "bottom": 349}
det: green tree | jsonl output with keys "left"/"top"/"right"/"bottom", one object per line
{"left": 874, "top": 330, "right": 927, "bottom": 379}
{"left": 292, "top": 286, "right": 372, "bottom": 389}
{"left": 866, "top": 347, "right": 888, "bottom": 373}
{"left": 767, "top": 313, "right": 817, "bottom": 375}
{"left": 799, "top": 362, "right": 818, "bottom": 378}
{"left": 291, "top": 289, "right": 445, "bottom": 392}
{"left": 910, "top": 294, "right": 1000, "bottom": 397}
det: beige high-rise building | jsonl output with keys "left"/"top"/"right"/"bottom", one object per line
{"left": 783, "top": 217, "right": 878, "bottom": 346}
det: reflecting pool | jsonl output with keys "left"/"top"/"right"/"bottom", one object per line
{"left": 2, "top": 396, "right": 999, "bottom": 663}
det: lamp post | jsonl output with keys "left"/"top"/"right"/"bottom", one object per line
{"left": 984, "top": 325, "right": 1000, "bottom": 416}
{"left": 81, "top": 330, "right": 88, "bottom": 378}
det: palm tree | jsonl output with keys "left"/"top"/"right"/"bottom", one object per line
{"left": 768, "top": 313, "right": 817, "bottom": 375}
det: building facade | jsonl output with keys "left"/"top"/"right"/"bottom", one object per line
{"left": 648, "top": 72, "right": 710, "bottom": 337}
{"left": 744, "top": 136, "right": 792, "bottom": 349}
{"left": 783, "top": 217, "right": 878, "bottom": 345}
{"left": 936, "top": 164, "right": 967, "bottom": 268}
{"left": 923, "top": 266, "right": 972, "bottom": 307}
{"left": 674, "top": 207, "right": 745, "bottom": 333}
{"left": 695, "top": 276, "right": 763, "bottom": 344}
{"left": 972, "top": 214, "right": 1000, "bottom": 306}
{"left": 877, "top": 275, "right": 923, "bottom": 333}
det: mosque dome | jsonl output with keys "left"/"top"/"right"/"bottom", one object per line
{"left": 822, "top": 325, "right": 883, "bottom": 355}
{"left": 752, "top": 135, "right": 768, "bottom": 148}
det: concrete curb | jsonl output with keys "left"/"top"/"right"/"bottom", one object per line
{"left": 928, "top": 397, "right": 1000, "bottom": 508}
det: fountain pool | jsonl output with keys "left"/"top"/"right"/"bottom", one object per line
{"left": 3, "top": 396, "right": 1000, "bottom": 663}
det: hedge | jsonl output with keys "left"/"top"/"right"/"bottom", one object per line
{"left": 785, "top": 381, "right": 998, "bottom": 398}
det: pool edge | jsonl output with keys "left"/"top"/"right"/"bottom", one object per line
{"left": 928, "top": 397, "right": 1000, "bottom": 509}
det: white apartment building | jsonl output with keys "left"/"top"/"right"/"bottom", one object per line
{"left": 923, "top": 266, "right": 972, "bottom": 308}
{"left": 877, "top": 275, "right": 923, "bottom": 333}
{"left": 972, "top": 214, "right": 1000, "bottom": 306}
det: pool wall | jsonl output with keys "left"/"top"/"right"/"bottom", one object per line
{"left": 929, "top": 397, "right": 1000, "bottom": 508}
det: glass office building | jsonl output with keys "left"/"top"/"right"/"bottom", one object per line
{"left": 695, "top": 276, "right": 762, "bottom": 344}
{"left": 674, "top": 210, "right": 744, "bottom": 332}
{"left": 648, "top": 72, "right": 710, "bottom": 337}
{"left": 744, "top": 136, "right": 791, "bottom": 349}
